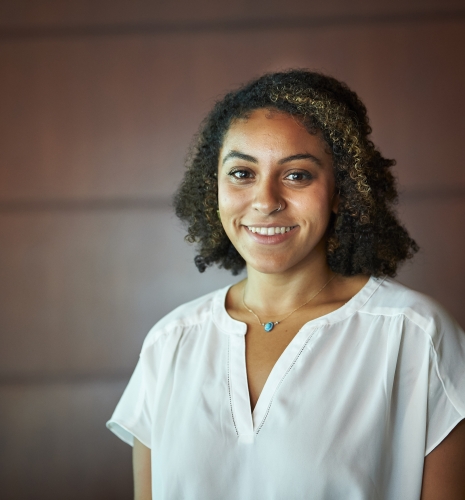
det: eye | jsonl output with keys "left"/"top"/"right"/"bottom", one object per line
{"left": 285, "top": 171, "right": 313, "bottom": 182}
{"left": 228, "top": 169, "right": 253, "bottom": 180}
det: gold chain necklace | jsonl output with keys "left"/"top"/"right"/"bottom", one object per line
{"left": 242, "top": 274, "right": 336, "bottom": 332}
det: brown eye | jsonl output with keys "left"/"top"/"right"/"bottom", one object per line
{"left": 285, "top": 171, "right": 313, "bottom": 181}
{"left": 228, "top": 169, "right": 252, "bottom": 179}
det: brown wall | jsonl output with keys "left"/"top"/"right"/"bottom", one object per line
{"left": 1, "top": 1, "right": 465, "bottom": 498}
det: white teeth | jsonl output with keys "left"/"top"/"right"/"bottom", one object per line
{"left": 247, "top": 226, "right": 293, "bottom": 235}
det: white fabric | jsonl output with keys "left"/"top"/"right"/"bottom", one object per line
{"left": 107, "top": 277, "right": 465, "bottom": 500}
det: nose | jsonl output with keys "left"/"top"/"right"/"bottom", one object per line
{"left": 251, "top": 178, "right": 283, "bottom": 215}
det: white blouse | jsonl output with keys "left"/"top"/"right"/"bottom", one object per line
{"left": 107, "top": 277, "right": 465, "bottom": 500}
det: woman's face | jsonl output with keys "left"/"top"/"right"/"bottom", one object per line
{"left": 217, "top": 108, "right": 338, "bottom": 275}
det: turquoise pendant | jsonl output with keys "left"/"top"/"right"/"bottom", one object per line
{"left": 264, "top": 322, "right": 275, "bottom": 332}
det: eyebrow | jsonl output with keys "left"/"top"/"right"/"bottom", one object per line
{"left": 221, "top": 150, "right": 322, "bottom": 167}
{"left": 278, "top": 153, "right": 323, "bottom": 166}
{"left": 222, "top": 151, "right": 257, "bottom": 165}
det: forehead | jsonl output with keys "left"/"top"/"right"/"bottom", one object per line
{"left": 220, "top": 108, "right": 328, "bottom": 157}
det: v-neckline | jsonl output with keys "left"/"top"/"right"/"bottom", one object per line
{"left": 213, "top": 276, "right": 384, "bottom": 442}
{"left": 229, "top": 323, "right": 319, "bottom": 442}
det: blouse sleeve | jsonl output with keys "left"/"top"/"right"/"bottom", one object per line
{"left": 425, "top": 312, "right": 465, "bottom": 455}
{"left": 106, "top": 356, "right": 152, "bottom": 448}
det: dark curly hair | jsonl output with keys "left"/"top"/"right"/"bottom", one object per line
{"left": 174, "top": 69, "right": 418, "bottom": 276}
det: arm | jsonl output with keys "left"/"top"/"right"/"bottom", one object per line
{"left": 133, "top": 438, "right": 152, "bottom": 500}
{"left": 421, "top": 419, "right": 465, "bottom": 499}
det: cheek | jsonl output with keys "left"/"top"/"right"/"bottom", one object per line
{"left": 218, "top": 185, "right": 248, "bottom": 217}
{"left": 217, "top": 181, "right": 228, "bottom": 212}
{"left": 296, "top": 185, "right": 333, "bottom": 212}
{"left": 317, "top": 176, "right": 338, "bottom": 212}
{"left": 217, "top": 188, "right": 232, "bottom": 215}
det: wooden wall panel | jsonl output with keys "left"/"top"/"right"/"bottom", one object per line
{"left": 0, "top": 208, "right": 239, "bottom": 377}
{"left": 397, "top": 197, "right": 465, "bottom": 328}
{"left": 0, "top": 380, "right": 133, "bottom": 500}
{"left": 0, "top": 36, "right": 202, "bottom": 201}
{"left": 0, "top": 0, "right": 463, "bottom": 28}
{"left": 1, "top": 21, "right": 464, "bottom": 203}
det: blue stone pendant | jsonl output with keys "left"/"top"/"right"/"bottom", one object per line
{"left": 264, "top": 322, "right": 275, "bottom": 332}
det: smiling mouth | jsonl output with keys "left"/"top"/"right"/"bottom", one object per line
{"left": 246, "top": 225, "right": 297, "bottom": 235}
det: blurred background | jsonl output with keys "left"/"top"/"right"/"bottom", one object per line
{"left": 1, "top": 0, "right": 464, "bottom": 498}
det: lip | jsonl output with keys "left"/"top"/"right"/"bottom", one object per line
{"left": 243, "top": 224, "right": 299, "bottom": 244}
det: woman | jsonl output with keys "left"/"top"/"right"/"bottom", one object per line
{"left": 107, "top": 70, "right": 465, "bottom": 499}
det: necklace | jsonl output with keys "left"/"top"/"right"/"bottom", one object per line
{"left": 242, "top": 273, "right": 336, "bottom": 332}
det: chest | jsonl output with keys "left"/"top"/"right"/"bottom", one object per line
{"left": 237, "top": 299, "right": 351, "bottom": 411}
{"left": 245, "top": 320, "right": 305, "bottom": 410}
{"left": 148, "top": 323, "right": 428, "bottom": 500}
{"left": 152, "top": 319, "right": 413, "bottom": 439}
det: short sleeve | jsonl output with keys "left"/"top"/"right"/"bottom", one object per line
{"left": 106, "top": 357, "right": 152, "bottom": 448}
{"left": 425, "top": 314, "right": 465, "bottom": 455}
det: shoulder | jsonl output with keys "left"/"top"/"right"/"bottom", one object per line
{"left": 361, "top": 277, "right": 463, "bottom": 342}
{"left": 140, "top": 285, "right": 230, "bottom": 351}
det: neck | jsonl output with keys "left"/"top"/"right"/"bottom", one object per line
{"left": 243, "top": 260, "right": 334, "bottom": 317}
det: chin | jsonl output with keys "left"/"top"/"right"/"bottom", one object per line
{"left": 245, "top": 256, "right": 300, "bottom": 275}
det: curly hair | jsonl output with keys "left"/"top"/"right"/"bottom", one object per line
{"left": 174, "top": 70, "right": 418, "bottom": 276}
